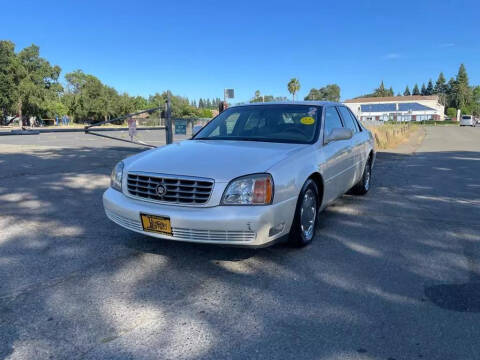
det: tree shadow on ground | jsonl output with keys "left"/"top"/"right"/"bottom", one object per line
{"left": 0, "top": 145, "right": 480, "bottom": 359}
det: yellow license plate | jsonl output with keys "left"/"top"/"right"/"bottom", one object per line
{"left": 140, "top": 214, "right": 172, "bottom": 235}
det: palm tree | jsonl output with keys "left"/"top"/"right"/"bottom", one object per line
{"left": 288, "top": 78, "right": 300, "bottom": 102}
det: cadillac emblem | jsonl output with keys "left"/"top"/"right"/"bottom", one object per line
{"left": 156, "top": 184, "right": 167, "bottom": 196}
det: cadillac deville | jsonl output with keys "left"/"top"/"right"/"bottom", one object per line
{"left": 103, "top": 102, "right": 375, "bottom": 247}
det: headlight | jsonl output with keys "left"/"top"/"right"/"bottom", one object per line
{"left": 110, "top": 161, "right": 124, "bottom": 191}
{"left": 221, "top": 174, "right": 273, "bottom": 205}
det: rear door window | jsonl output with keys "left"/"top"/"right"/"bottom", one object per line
{"left": 347, "top": 108, "right": 362, "bottom": 131}
{"left": 338, "top": 106, "right": 358, "bottom": 133}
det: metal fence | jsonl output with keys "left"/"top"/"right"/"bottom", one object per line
{"left": 85, "top": 112, "right": 212, "bottom": 148}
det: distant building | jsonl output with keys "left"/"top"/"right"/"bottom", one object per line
{"left": 344, "top": 95, "right": 445, "bottom": 122}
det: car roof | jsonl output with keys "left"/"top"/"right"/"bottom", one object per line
{"left": 230, "top": 101, "right": 343, "bottom": 108}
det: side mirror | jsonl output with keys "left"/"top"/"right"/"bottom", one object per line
{"left": 325, "top": 128, "right": 353, "bottom": 144}
{"left": 192, "top": 125, "right": 203, "bottom": 136}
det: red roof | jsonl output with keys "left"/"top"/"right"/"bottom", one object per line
{"left": 344, "top": 95, "right": 439, "bottom": 103}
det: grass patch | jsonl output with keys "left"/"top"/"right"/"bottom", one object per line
{"left": 366, "top": 123, "right": 418, "bottom": 149}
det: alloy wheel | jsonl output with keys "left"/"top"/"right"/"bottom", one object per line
{"left": 300, "top": 189, "right": 317, "bottom": 241}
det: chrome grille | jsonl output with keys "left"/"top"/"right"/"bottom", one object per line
{"left": 105, "top": 209, "right": 143, "bottom": 232}
{"left": 105, "top": 209, "right": 256, "bottom": 242}
{"left": 127, "top": 173, "right": 213, "bottom": 204}
{"left": 172, "top": 228, "right": 256, "bottom": 242}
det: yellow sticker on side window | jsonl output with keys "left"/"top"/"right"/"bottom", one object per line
{"left": 300, "top": 116, "right": 315, "bottom": 125}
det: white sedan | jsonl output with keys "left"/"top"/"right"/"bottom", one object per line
{"left": 103, "top": 102, "right": 375, "bottom": 247}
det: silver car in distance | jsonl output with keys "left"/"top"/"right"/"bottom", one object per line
{"left": 460, "top": 115, "right": 476, "bottom": 127}
{"left": 103, "top": 102, "right": 375, "bottom": 247}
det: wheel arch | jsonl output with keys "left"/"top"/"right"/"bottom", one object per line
{"left": 368, "top": 149, "right": 376, "bottom": 168}
{"left": 307, "top": 172, "right": 325, "bottom": 208}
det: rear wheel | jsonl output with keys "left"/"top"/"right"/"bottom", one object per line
{"left": 288, "top": 179, "right": 319, "bottom": 247}
{"left": 351, "top": 157, "right": 372, "bottom": 195}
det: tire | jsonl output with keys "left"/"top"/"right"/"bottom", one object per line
{"left": 351, "top": 157, "right": 372, "bottom": 195}
{"left": 288, "top": 179, "right": 319, "bottom": 247}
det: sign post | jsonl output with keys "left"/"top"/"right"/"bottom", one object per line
{"left": 224, "top": 89, "right": 234, "bottom": 103}
{"left": 166, "top": 93, "right": 173, "bottom": 144}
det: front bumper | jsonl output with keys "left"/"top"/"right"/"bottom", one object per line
{"left": 103, "top": 188, "right": 297, "bottom": 247}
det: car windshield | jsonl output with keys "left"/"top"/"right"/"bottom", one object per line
{"left": 462, "top": 116, "right": 472, "bottom": 119}
{"left": 193, "top": 104, "right": 321, "bottom": 144}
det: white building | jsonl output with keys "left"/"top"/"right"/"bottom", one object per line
{"left": 344, "top": 95, "right": 445, "bottom": 122}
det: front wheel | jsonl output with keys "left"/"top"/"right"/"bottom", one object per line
{"left": 288, "top": 179, "right": 319, "bottom": 247}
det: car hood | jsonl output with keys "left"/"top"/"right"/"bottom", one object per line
{"left": 126, "top": 140, "right": 307, "bottom": 182}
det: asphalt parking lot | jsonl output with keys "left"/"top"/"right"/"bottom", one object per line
{"left": 1, "top": 126, "right": 480, "bottom": 360}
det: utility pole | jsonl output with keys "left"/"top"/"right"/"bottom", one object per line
{"left": 166, "top": 93, "right": 173, "bottom": 144}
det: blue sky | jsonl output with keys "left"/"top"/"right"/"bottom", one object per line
{"left": 1, "top": 0, "right": 479, "bottom": 102}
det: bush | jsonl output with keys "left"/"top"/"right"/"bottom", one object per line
{"left": 446, "top": 108, "right": 457, "bottom": 118}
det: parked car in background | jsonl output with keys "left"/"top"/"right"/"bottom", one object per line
{"left": 460, "top": 115, "right": 476, "bottom": 127}
{"left": 104, "top": 102, "right": 375, "bottom": 247}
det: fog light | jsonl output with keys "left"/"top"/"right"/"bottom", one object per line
{"left": 269, "top": 222, "right": 285, "bottom": 237}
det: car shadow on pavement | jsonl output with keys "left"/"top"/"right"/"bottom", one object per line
{"left": 1, "top": 145, "right": 480, "bottom": 359}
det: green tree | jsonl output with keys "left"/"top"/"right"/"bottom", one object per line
{"left": 434, "top": 72, "right": 447, "bottom": 105}
{"left": 287, "top": 78, "right": 300, "bottom": 102}
{"left": 251, "top": 92, "right": 279, "bottom": 103}
{"left": 457, "top": 63, "right": 468, "bottom": 84}
{"left": 304, "top": 89, "right": 321, "bottom": 100}
{"left": 412, "top": 83, "right": 420, "bottom": 95}
{"left": 0, "top": 41, "right": 19, "bottom": 124}
{"left": 44, "top": 98, "right": 68, "bottom": 118}
{"left": 360, "top": 81, "right": 394, "bottom": 98}
{"left": 434, "top": 73, "right": 446, "bottom": 93}
{"left": 116, "top": 93, "right": 135, "bottom": 115}
{"left": 421, "top": 83, "right": 427, "bottom": 96}
{"left": 453, "top": 63, "right": 471, "bottom": 111}
{"left": 104, "top": 86, "right": 121, "bottom": 120}
{"left": 64, "top": 70, "right": 111, "bottom": 122}
{"left": 426, "top": 79, "right": 434, "bottom": 95}
{"left": 197, "top": 108, "right": 213, "bottom": 118}
{"left": 377, "top": 81, "right": 385, "bottom": 94}
{"left": 446, "top": 77, "right": 456, "bottom": 109}
{"left": 132, "top": 96, "right": 148, "bottom": 111}
{"left": 471, "top": 86, "right": 480, "bottom": 116}
{"left": 13, "top": 44, "right": 62, "bottom": 123}
{"left": 304, "top": 84, "right": 340, "bottom": 101}
{"left": 251, "top": 90, "right": 263, "bottom": 103}
{"left": 403, "top": 86, "right": 411, "bottom": 96}
{"left": 323, "top": 84, "right": 340, "bottom": 101}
